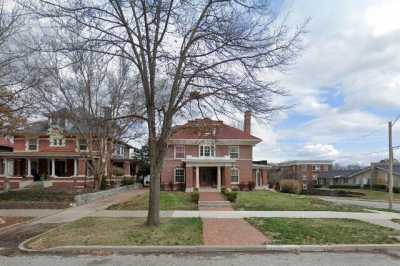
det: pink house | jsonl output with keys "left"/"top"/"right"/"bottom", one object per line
{"left": 161, "top": 112, "right": 268, "bottom": 192}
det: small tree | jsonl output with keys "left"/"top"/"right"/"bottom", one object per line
{"left": 24, "top": 0, "right": 306, "bottom": 225}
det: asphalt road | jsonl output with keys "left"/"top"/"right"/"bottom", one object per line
{"left": 317, "top": 196, "right": 400, "bottom": 211}
{"left": 1, "top": 252, "right": 400, "bottom": 266}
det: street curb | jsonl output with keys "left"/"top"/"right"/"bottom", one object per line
{"left": 18, "top": 232, "right": 400, "bottom": 254}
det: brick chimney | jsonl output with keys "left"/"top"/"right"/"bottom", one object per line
{"left": 244, "top": 111, "right": 251, "bottom": 134}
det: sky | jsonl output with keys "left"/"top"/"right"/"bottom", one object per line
{"left": 251, "top": 0, "right": 400, "bottom": 165}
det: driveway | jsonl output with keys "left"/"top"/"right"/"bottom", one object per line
{"left": 317, "top": 196, "right": 400, "bottom": 211}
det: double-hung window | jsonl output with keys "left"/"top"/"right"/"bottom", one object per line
{"left": 312, "top": 165, "right": 320, "bottom": 171}
{"left": 231, "top": 167, "right": 240, "bottom": 184}
{"left": 27, "top": 139, "right": 37, "bottom": 151}
{"left": 175, "top": 145, "right": 185, "bottom": 159}
{"left": 175, "top": 168, "right": 185, "bottom": 183}
{"left": 229, "top": 146, "right": 240, "bottom": 159}
{"left": 116, "top": 145, "right": 124, "bottom": 156}
{"left": 78, "top": 139, "right": 88, "bottom": 151}
{"left": 50, "top": 137, "right": 65, "bottom": 147}
{"left": 199, "top": 145, "right": 215, "bottom": 157}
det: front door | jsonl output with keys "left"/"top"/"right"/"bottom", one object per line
{"left": 200, "top": 167, "right": 217, "bottom": 187}
{"left": 256, "top": 170, "right": 262, "bottom": 187}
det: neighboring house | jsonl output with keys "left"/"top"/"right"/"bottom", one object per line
{"left": 317, "top": 169, "right": 360, "bottom": 186}
{"left": 274, "top": 160, "right": 333, "bottom": 189}
{"left": 348, "top": 162, "right": 400, "bottom": 188}
{"left": 0, "top": 110, "right": 134, "bottom": 190}
{"left": 161, "top": 111, "right": 268, "bottom": 192}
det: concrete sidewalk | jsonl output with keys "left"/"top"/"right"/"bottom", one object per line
{"left": 0, "top": 209, "right": 61, "bottom": 218}
{"left": 31, "top": 189, "right": 146, "bottom": 224}
{"left": 317, "top": 196, "right": 400, "bottom": 211}
{"left": 90, "top": 209, "right": 400, "bottom": 230}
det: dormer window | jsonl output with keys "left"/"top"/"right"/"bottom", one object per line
{"left": 50, "top": 137, "right": 65, "bottom": 147}
{"left": 27, "top": 138, "right": 38, "bottom": 151}
{"left": 199, "top": 145, "right": 215, "bottom": 157}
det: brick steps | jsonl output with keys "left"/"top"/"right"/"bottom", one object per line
{"left": 198, "top": 200, "right": 231, "bottom": 208}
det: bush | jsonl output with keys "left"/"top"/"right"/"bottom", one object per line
{"left": 191, "top": 191, "right": 199, "bottom": 203}
{"left": 112, "top": 166, "right": 125, "bottom": 177}
{"left": 225, "top": 191, "right": 237, "bottom": 202}
{"left": 328, "top": 185, "right": 361, "bottom": 189}
{"left": 279, "top": 179, "right": 302, "bottom": 194}
{"left": 121, "top": 177, "right": 134, "bottom": 186}
{"left": 239, "top": 182, "right": 247, "bottom": 191}
{"left": 248, "top": 181, "right": 256, "bottom": 191}
{"left": 313, "top": 184, "right": 322, "bottom": 189}
{"left": 371, "top": 184, "right": 387, "bottom": 191}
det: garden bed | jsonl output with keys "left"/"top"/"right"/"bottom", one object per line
{"left": 0, "top": 187, "right": 94, "bottom": 209}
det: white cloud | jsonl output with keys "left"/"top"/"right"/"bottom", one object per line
{"left": 252, "top": 0, "right": 400, "bottom": 165}
{"left": 297, "top": 144, "right": 339, "bottom": 159}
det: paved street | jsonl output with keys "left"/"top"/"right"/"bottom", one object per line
{"left": 317, "top": 197, "right": 400, "bottom": 212}
{"left": 1, "top": 252, "right": 400, "bottom": 266}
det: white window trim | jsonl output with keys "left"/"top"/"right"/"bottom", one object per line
{"left": 312, "top": 165, "right": 321, "bottom": 171}
{"left": 229, "top": 146, "right": 240, "bottom": 159}
{"left": 230, "top": 167, "right": 240, "bottom": 184}
{"left": 174, "top": 144, "right": 185, "bottom": 159}
{"left": 199, "top": 144, "right": 215, "bottom": 157}
{"left": 26, "top": 138, "right": 39, "bottom": 151}
{"left": 174, "top": 168, "right": 185, "bottom": 184}
{"left": 49, "top": 137, "right": 66, "bottom": 147}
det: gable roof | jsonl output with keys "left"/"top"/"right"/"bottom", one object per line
{"left": 318, "top": 169, "right": 361, "bottom": 179}
{"left": 170, "top": 118, "right": 261, "bottom": 141}
{"left": 349, "top": 164, "right": 400, "bottom": 178}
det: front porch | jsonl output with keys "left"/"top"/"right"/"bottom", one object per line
{"left": 183, "top": 155, "right": 236, "bottom": 192}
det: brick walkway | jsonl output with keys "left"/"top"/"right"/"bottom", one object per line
{"left": 199, "top": 192, "right": 226, "bottom": 201}
{"left": 199, "top": 192, "right": 270, "bottom": 245}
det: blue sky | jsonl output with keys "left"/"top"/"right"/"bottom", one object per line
{"left": 251, "top": 0, "right": 400, "bottom": 165}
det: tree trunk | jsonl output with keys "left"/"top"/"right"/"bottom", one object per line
{"left": 146, "top": 139, "right": 167, "bottom": 226}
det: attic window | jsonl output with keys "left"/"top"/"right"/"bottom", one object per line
{"left": 50, "top": 137, "right": 65, "bottom": 147}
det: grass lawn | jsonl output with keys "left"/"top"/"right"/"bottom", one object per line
{"left": 327, "top": 188, "right": 400, "bottom": 202}
{"left": 27, "top": 217, "right": 202, "bottom": 250}
{"left": 108, "top": 192, "right": 197, "bottom": 210}
{"left": 247, "top": 218, "right": 400, "bottom": 245}
{"left": 233, "top": 191, "right": 366, "bottom": 212}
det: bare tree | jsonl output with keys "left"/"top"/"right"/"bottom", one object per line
{"left": 33, "top": 43, "right": 144, "bottom": 189}
{"left": 23, "top": 0, "right": 306, "bottom": 225}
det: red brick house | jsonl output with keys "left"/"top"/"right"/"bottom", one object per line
{"left": 274, "top": 160, "right": 333, "bottom": 189}
{"left": 161, "top": 112, "right": 268, "bottom": 192}
{"left": 0, "top": 110, "right": 134, "bottom": 190}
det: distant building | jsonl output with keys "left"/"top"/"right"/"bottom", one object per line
{"left": 317, "top": 169, "right": 360, "bottom": 186}
{"left": 271, "top": 160, "right": 333, "bottom": 190}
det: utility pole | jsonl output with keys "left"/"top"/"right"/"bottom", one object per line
{"left": 388, "top": 121, "right": 394, "bottom": 210}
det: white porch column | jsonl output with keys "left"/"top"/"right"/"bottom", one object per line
{"left": 27, "top": 159, "right": 32, "bottom": 177}
{"left": 51, "top": 159, "right": 56, "bottom": 177}
{"left": 217, "top": 166, "right": 221, "bottom": 191}
{"left": 73, "top": 159, "right": 78, "bottom": 176}
{"left": 195, "top": 166, "right": 200, "bottom": 189}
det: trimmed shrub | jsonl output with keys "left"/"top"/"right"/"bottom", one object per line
{"left": 225, "top": 191, "right": 237, "bottom": 202}
{"left": 279, "top": 179, "right": 302, "bottom": 194}
{"left": 328, "top": 185, "right": 361, "bottom": 189}
{"left": 121, "top": 177, "right": 134, "bottom": 186}
{"left": 191, "top": 191, "right": 199, "bottom": 203}
{"left": 248, "top": 181, "right": 256, "bottom": 191}
{"left": 112, "top": 166, "right": 125, "bottom": 177}
{"left": 371, "top": 184, "right": 387, "bottom": 191}
{"left": 239, "top": 182, "right": 247, "bottom": 191}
